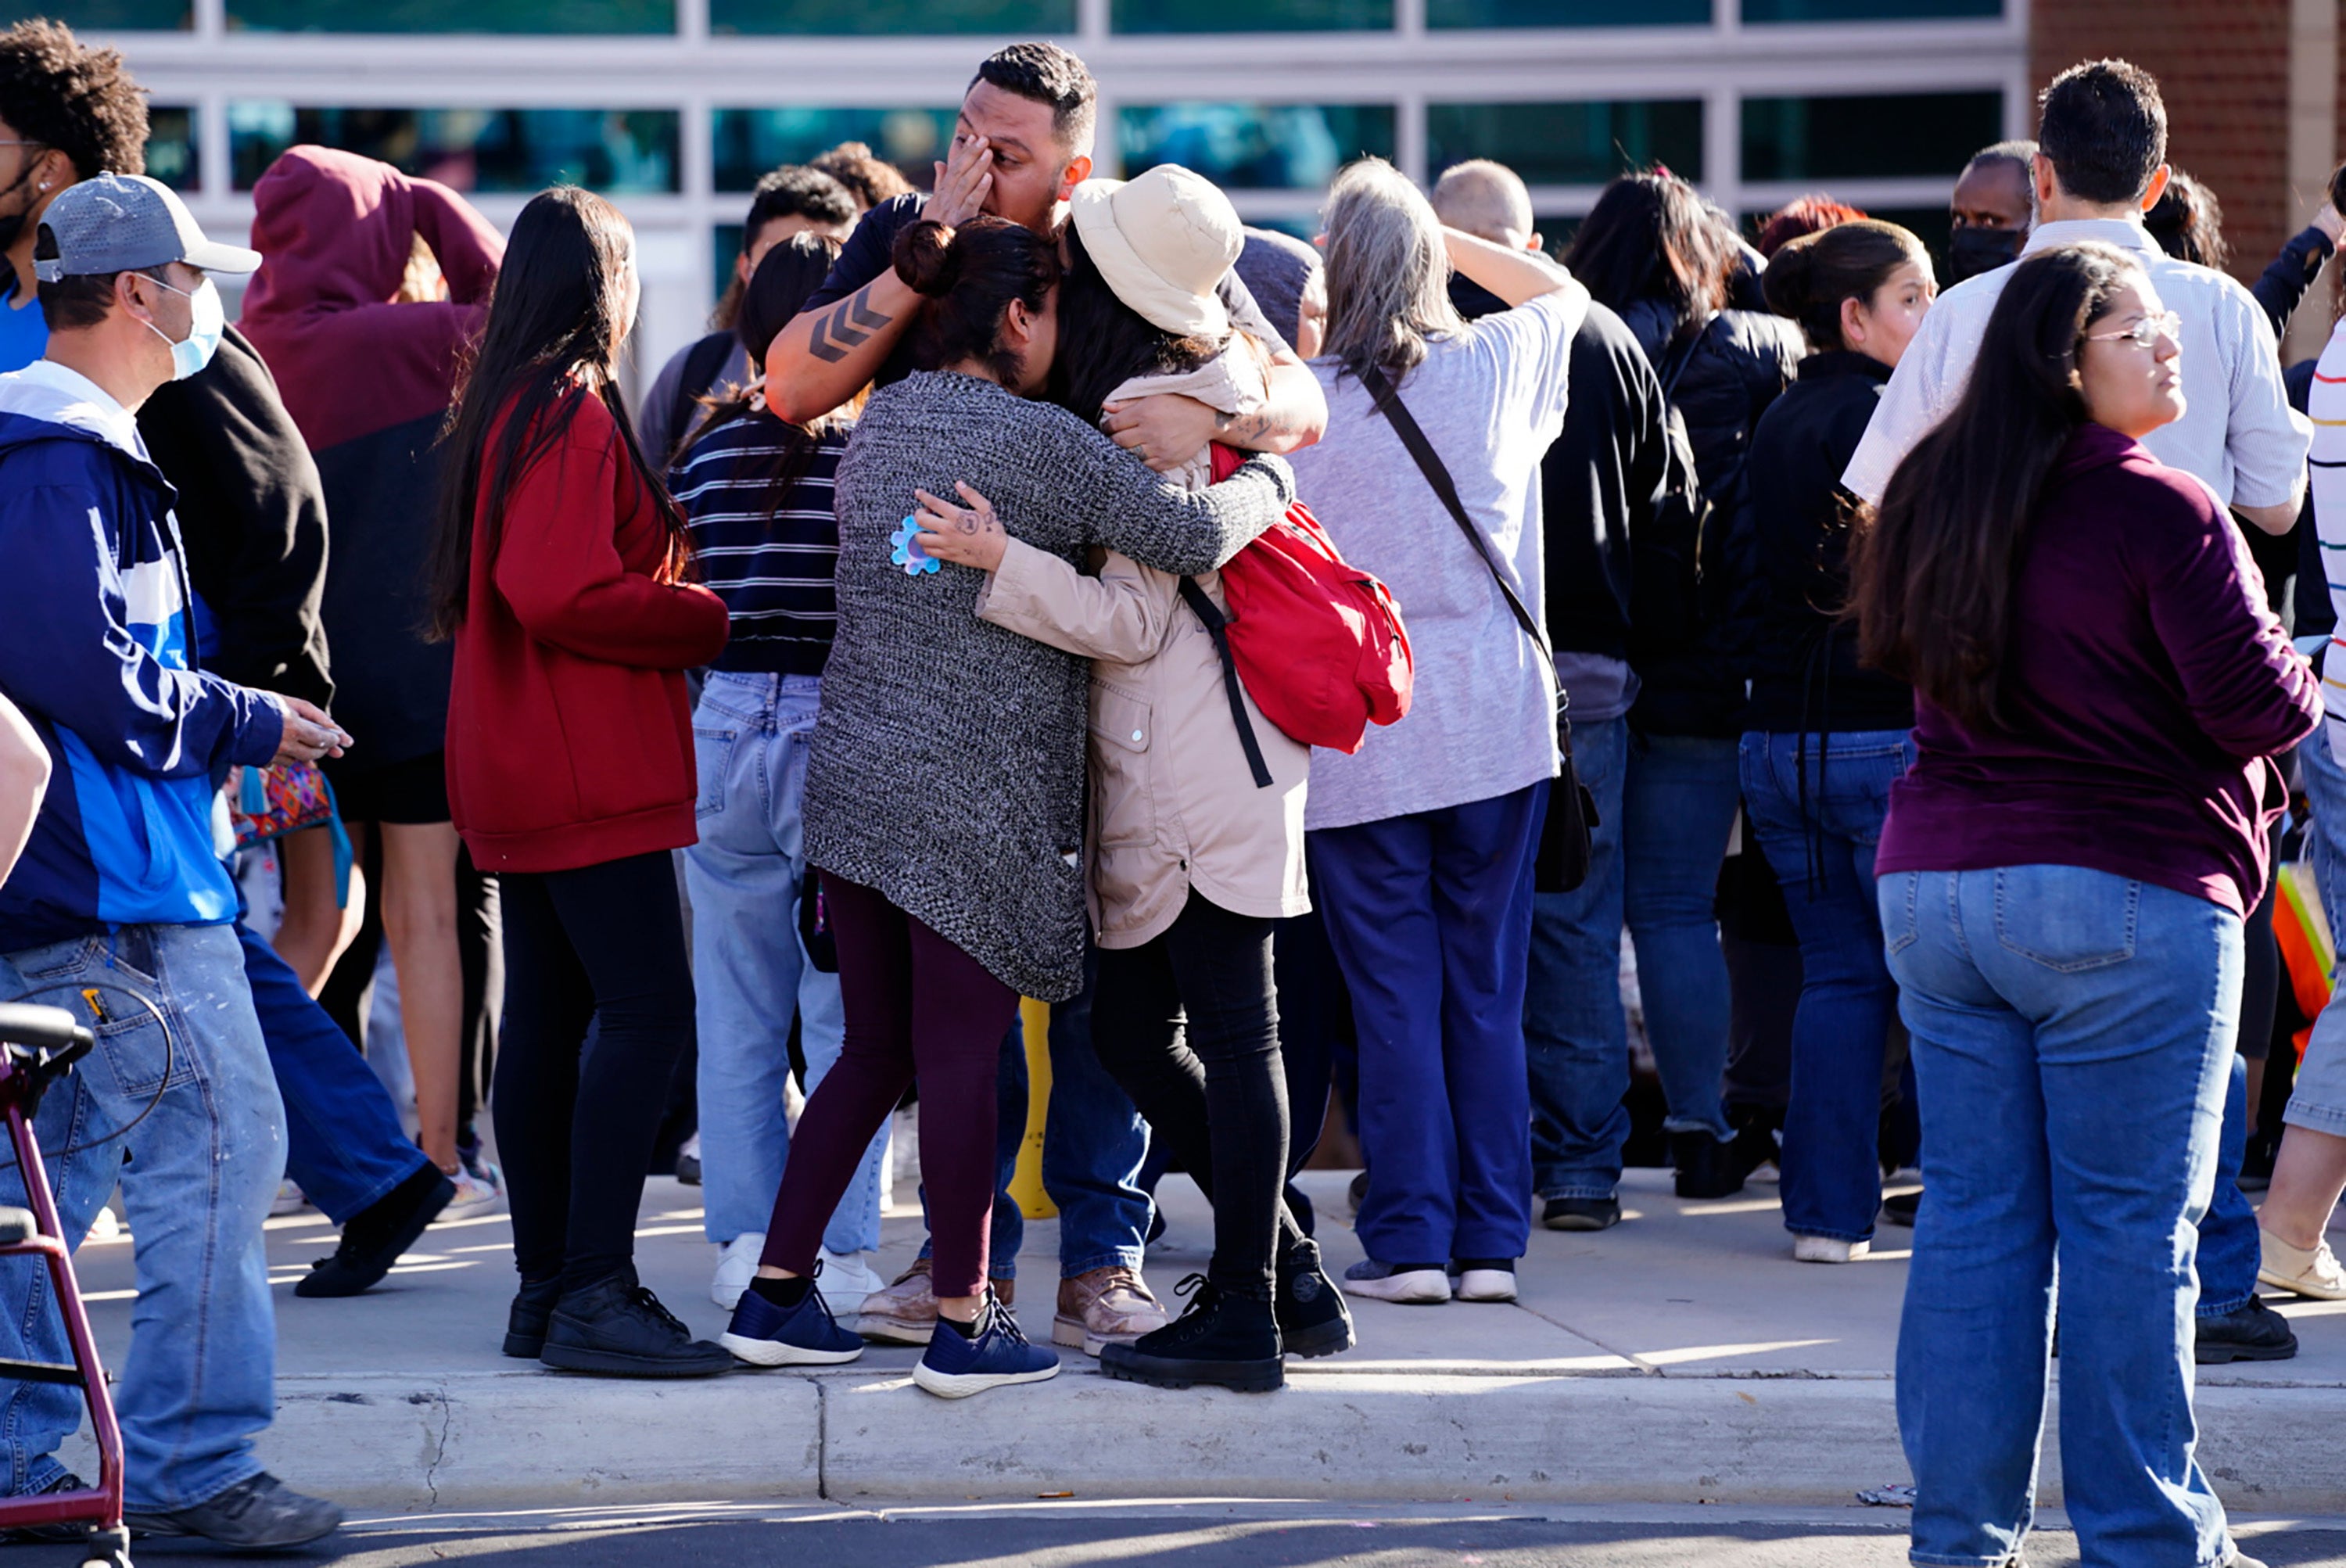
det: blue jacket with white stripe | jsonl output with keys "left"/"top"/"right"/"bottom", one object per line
{"left": 0, "top": 361, "right": 284, "bottom": 955}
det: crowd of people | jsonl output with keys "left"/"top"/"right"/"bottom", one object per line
{"left": 0, "top": 16, "right": 2337, "bottom": 1566}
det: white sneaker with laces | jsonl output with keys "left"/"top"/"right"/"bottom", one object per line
{"left": 712, "top": 1232, "right": 766, "bottom": 1310}
{"left": 1792, "top": 1235, "right": 1868, "bottom": 1264}
{"left": 270, "top": 1180, "right": 309, "bottom": 1218}
{"left": 2259, "top": 1227, "right": 2346, "bottom": 1300}
{"left": 443, "top": 1168, "right": 503, "bottom": 1217}
{"left": 816, "top": 1249, "right": 884, "bottom": 1313}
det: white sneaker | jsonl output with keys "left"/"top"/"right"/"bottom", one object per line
{"left": 1455, "top": 1266, "right": 1517, "bottom": 1303}
{"left": 1792, "top": 1235, "right": 1869, "bottom": 1264}
{"left": 816, "top": 1249, "right": 884, "bottom": 1313}
{"left": 443, "top": 1167, "right": 504, "bottom": 1217}
{"left": 270, "top": 1180, "right": 309, "bottom": 1218}
{"left": 2260, "top": 1228, "right": 2346, "bottom": 1300}
{"left": 1341, "top": 1259, "right": 1451, "bottom": 1304}
{"left": 712, "top": 1232, "right": 766, "bottom": 1310}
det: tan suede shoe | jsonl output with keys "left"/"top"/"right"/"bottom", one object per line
{"left": 857, "top": 1258, "right": 1015, "bottom": 1344}
{"left": 2259, "top": 1228, "right": 2346, "bottom": 1301}
{"left": 1053, "top": 1265, "right": 1168, "bottom": 1356}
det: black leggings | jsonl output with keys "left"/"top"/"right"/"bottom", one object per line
{"left": 1092, "top": 891, "right": 1300, "bottom": 1299}
{"left": 493, "top": 851, "right": 695, "bottom": 1293}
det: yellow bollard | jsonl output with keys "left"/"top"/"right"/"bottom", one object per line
{"left": 1007, "top": 997, "right": 1058, "bottom": 1219}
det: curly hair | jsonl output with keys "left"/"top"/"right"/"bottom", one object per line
{"left": 0, "top": 20, "right": 148, "bottom": 181}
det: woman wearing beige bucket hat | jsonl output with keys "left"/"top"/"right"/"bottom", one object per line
{"left": 913, "top": 163, "right": 1356, "bottom": 1394}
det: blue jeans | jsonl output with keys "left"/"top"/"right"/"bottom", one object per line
{"left": 1740, "top": 728, "right": 1912, "bottom": 1243}
{"left": 1309, "top": 781, "right": 1544, "bottom": 1265}
{"left": 1883, "top": 866, "right": 2237, "bottom": 1568}
{"left": 686, "top": 673, "right": 882, "bottom": 1254}
{"left": 1623, "top": 734, "right": 1738, "bottom": 1131}
{"left": 239, "top": 921, "right": 430, "bottom": 1224}
{"left": 0, "top": 925, "right": 283, "bottom": 1512}
{"left": 2285, "top": 725, "right": 2346, "bottom": 1136}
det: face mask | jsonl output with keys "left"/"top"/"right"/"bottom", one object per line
{"left": 0, "top": 160, "right": 44, "bottom": 255}
{"left": 1948, "top": 226, "right": 2025, "bottom": 285}
{"left": 140, "top": 274, "right": 223, "bottom": 380}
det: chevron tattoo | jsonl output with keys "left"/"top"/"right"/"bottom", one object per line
{"left": 807, "top": 287, "right": 895, "bottom": 364}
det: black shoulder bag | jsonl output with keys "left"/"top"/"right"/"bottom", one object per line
{"left": 1361, "top": 363, "right": 1598, "bottom": 893}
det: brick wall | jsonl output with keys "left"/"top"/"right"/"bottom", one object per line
{"left": 2031, "top": 0, "right": 2295, "bottom": 285}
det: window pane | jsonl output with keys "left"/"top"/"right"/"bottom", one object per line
{"left": 1117, "top": 104, "right": 1395, "bottom": 192}
{"left": 229, "top": 104, "right": 680, "bottom": 194}
{"left": 1740, "top": 91, "right": 2000, "bottom": 182}
{"left": 1428, "top": 100, "right": 1702, "bottom": 186}
{"left": 1428, "top": 0, "right": 1707, "bottom": 27}
{"left": 710, "top": 0, "right": 1071, "bottom": 34}
{"left": 228, "top": 0, "right": 671, "bottom": 29}
{"left": 712, "top": 107, "right": 952, "bottom": 194}
{"left": 35, "top": 0, "right": 189, "bottom": 27}
{"left": 143, "top": 106, "right": 197, "bottom": 191}
{"left": 713, "top": 224, "right": 743, "bottom": 308}
{"left": 1745, "top": 0, "right": 1994, "bottom": 16}
{"left": 1113, "top": 0, "right": 1390, "bottom": 35}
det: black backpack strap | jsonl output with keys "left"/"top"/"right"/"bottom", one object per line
{"left": 1176, "top": 576, "right": 1275, "bottom": 789}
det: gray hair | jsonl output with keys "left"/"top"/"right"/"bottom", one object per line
{"left": 1319, "top": 157, "right": 1464, "bottom": 385}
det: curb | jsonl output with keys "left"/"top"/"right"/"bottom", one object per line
{"left": 244, "top": 1365, "right": 2346, "bottom": 1514}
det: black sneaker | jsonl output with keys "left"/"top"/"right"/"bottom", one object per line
{"left": 2195, "top": 1297, "right": 2298, "bottom": 1364}
{"left": 1100, "top": 1276, "right": 1282, "bottom": 1393}
{"left": 1881, "top": 1189, "right": 1921, "bottom": 1228}
{"left": 675, "top": 1150, "right": 703, "bottom": 1186}
{"left": 0, "top": 1471, "right": 95, "bottom": 1543}
{"left": 1346, "top": 1169, "right": 1368, "bottom": 1218}
{"left": 502, "top": 1275, "right": 563, "bottom": 1358}
{"left": 296, "top": 1165, "right": 455, "bottom": 1298}
{"left": 540, "top": 1274, "right": 735, "bottom": 1376}
{"left": 1275, "top": 1238, "right": 1355, "bottom": 1357}
{"left": 1543, "top": 1195, "right": 1620, "bottom": 1232}
{"left": 125, "top": 1473, "right": 342, "bottom": 1548}
{"left": 1672, "top": 1132, "right": 1745, "bottom": 1200}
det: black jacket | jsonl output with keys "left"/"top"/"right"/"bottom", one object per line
{"left": 2255, "top": 224, "right": 2337, "bottom": 343}
{"left": 1744, "top": 351, "right": 1913, "bottom": 734}
{"left": 137, "top": 324, "right": 334, "bottom": 709}
{"left": 1617, "top": 300, "right": 1805, "bottom": 736}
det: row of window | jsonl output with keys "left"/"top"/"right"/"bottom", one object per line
{"left": 196, "top": 92, "right": 2001, "bottom": 197}
{"left": 56, "top": 0, "right": 2001, "bottom": 33}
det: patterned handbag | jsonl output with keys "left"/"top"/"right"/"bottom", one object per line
{"left": 230, "top": 762, "right": 354, "bottom": 906}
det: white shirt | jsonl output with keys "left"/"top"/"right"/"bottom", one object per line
{"left": 1842, "top": 217, "right": 2308, "bottom": 510}
{"left": 0, "top": 357, "right": 149, "bottom": 461}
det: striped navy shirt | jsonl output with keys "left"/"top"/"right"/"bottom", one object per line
{"left": 671, "top": 407, "right": 845, "bottom": 676}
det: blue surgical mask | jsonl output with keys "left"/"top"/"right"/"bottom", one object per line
{"left": 141, "top": 274, "right": 224, "bottom": 381}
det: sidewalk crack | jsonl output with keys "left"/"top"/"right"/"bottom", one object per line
{"left": 421, "top": 1380, "right": 451, "bottom": 1511}
{"left": 814, "top": 1376, "right": 829, "bottom": 1502}
{"left": 1505, "top": 1301, "right": 1663, "bottom": 1375}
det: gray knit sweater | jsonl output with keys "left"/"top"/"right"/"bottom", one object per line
{"left": 804, "top": 370, "right": 1295, "bottom": 1001}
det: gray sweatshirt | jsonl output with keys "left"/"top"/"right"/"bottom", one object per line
{"left": 803, "top": 369, "right": 1295, "bottom": 1001}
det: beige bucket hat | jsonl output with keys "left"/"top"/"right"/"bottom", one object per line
{"left": 1068, "top": 163, "right": 1243, "bottom": 339}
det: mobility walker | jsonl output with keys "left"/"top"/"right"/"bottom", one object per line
{"left": 0, "top": 1001, "right": 127, "bottom": 1568}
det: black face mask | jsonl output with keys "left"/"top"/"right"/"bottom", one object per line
{"left": 0, "top": 157, "right": 47, "bottom": 257}
{"left": 1948, "top": 225, "right": 2024, "bottom": 285}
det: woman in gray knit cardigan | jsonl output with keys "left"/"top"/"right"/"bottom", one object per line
{"left": 716, "top": 213, "right": 1295, "bottom": 1401}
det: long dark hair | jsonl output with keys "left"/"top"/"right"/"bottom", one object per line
{"left": 427, "top": 186, "right": 681, "bottom": 640}
{"left": 891, "top": 215, "right": 1060, "bottom": 388}
{"left": 1761, "top": 219, "right": 1928, "bottom": 353}
{"left": 1565, "top": 172, "right": 1729, "bottom": 344}
{"left": 1048, "top": 224, "right": 1225, "bottom": 428}
{"left": 680, "top": 231, "right": 845, "bottom": 528}
{"left": 1850, "top": 242, "right": 2140, "bottom": 728}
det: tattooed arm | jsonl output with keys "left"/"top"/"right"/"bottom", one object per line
{"left": 765, "top": 271, "right": 920, "bottom": 424}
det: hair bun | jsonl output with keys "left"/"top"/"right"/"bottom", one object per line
{"left": 1760, "top": 231, "right": 1819, "bottom": 318}
{"left": 893, "top": 218, "right": 961, "bottom": 296}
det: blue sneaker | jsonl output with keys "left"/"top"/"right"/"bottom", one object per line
{"left": 718, "top": 1270, "right": 865, "bottom": 1368}
{"left": 912, "top": 1290, "right": 1060, "bottom": 1399}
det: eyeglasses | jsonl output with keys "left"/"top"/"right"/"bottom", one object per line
{"left": 2084, "top": 311, "right": 2181, "bottom": 350}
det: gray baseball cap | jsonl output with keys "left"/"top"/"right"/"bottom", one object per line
{"left": 32, "top": 172, "right": 260, "bottom": 282}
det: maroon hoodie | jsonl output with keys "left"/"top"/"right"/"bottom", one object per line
{"left": 1876, "top": 422, "right": 2320, "bottom": 915}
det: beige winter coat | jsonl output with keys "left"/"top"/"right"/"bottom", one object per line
{"left": 974, "top": 353, "right": 1310, "bottom": 949}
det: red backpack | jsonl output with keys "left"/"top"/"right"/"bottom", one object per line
{"left": 1177, "top": 444, "right": 1413, "bottom": 783}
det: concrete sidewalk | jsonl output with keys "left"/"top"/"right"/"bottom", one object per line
{"left": 56, "top": 1166, "right": 2346, "bottom": 1514}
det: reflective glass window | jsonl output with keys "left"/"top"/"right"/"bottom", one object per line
{"left": 1428, "top": 100, "right": 1703, "bottom": 187}
{"left": 145, "top": 106, "right": 196, "bottom": 191}
{"left": 1117, "top": 104, "right": 1395, "bottom": 192}
{"left": 710, "top": 0, "right": 1070, "bottom": 34}
{"left": 36, "top": 0, "right": 188, "bottom": 27}
{"left": 1427, "top": 0, "right": 1707, "bottom": 27}
{"left": 229, "top": 104, "right": 680, "bottom": 194}
{"left": 1112, "top": 0, "right": 1390, "bottom": 35}
{"left": 1744, "top": 0, "right": 1995, "bottom": 17}
{"left": 227, "top": 0, "right": 672, "bottom": 29}
{"left": 1742, "top": 91, "right": 2001, "bottom": 183}
{"left": 712, "top": 108, "right": 952, "bottom": 194}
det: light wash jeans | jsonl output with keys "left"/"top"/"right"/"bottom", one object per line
{"left": 1882, "top": 865, "right": 2237, "bottom": 1568}
{"left": 2286, "top": 723, "right": 2346, "bottom": 1135}
{"left": 687, "top": 672, "right": 884, "bottom": 1254}
{"left": 0, "top": 924, "right": 284, "bottom": 1512}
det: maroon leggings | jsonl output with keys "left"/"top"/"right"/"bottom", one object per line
{"left": 759, "top": 874, "right": 1020, "bottom": 1297}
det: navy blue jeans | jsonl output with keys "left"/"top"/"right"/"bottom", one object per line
{"left": 238, "top": 921, "right": 432, "bottom": 1224}
{"left": 1308, "top": 781, "right": 1544, "bottom": 1266}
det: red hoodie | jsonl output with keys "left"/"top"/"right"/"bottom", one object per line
{"left": 446, "top": 385, "right": 730, "bottom": 873}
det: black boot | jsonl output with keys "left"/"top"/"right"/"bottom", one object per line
{"left": 296, "top": 1164, "right": 455, "bottom": 1298}
{"left": 541, "top": 1273, "right": 736, "bottom": 1376}
{"left": 1275, "top": 1237, "right": 1355, "bottom": 1358}
{"left": 1672, "top": 1130, "right": 1745, "bottom": 1200}
{"left": 502, "top": 1275, "right": 563, "bottom": 1358}
{"left": 1101, "top": 1276, "right": 1282, "bottom": 1392}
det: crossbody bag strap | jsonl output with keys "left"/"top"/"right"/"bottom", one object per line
{"left": 1175, "top": 576, "right": 1275, "bottom": 789}
{"left": 1360, "top": 363, "right": 1573, "bottom": 754}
